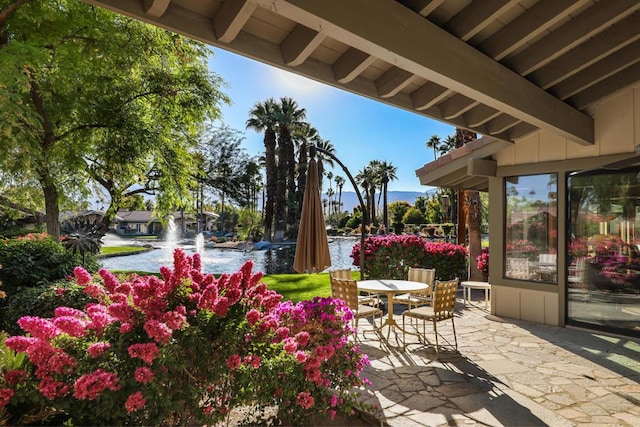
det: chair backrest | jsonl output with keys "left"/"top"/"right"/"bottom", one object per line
{"left": 539, "top": 253, "right": 557, "bottom": 265}
{"left": 407, "top": 267, "right": 435, "bottom": 285}
{"left": 331, "top": 278, "right": 359, "bottom": 310}
{"left": 329, "top": 268, "right": 352, "bottom": 281}
{"left": 508, "top": 258, "right": 529, "bottom": 279}
{"left": 431, "top": 279, "right": 458, "bottom": 320}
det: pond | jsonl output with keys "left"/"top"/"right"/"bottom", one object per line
{"left": 99, "top": 236, "right": 359, "bottom": 275}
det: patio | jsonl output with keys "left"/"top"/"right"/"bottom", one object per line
{"left": 355, "top": 293, "right": 640, "bottom": 426}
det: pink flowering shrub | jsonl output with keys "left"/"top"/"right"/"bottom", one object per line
{"left": 351, "top": 235, "right": 467, "bottom": 280}
{"left": 476, "top": 247, "right": 489, "bottom": 277}
{"left": 0, "top": 249, "right": 371, "bottom": 425}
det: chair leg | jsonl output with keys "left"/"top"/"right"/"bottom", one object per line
{"left": 433, "top": 319, "right": 439, "bottom": 359}
{"left": 451, "top": 317, "right": 458, "bottom": 351}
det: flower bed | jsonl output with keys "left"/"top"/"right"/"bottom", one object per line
{"left": 0, "top": 249, "right": 372, "bottom": 425}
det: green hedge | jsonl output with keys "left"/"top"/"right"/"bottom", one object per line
{"left": 0, "top": 233, "right": 98, "bottom": 291}
{"left": 2, "top": 280, "right": 97, "bottom": 335}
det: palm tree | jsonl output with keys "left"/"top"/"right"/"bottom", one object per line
{"left": 450, "top": 127, "right": 482, "bottom": 280}
{"left": 426, "top": 135, "right": 441, "bottom": 159}
{"left": 438, "top": 135, "right": 457, "bottom": 157}
{"left": 356, "top": 165, "right": 376, "bottom": 226}
{"left": 246, "top": 99, "right": 278, "bottom": 241}
{"left": 377, "top": 160, "right": 397, "bottom": 230}
{"left": 334, "top": 175, "right": 345, "bottom": 215}
{"left": 314, "top": 138, "right": 335, "bottom": 193}
{"left": 274, "top": 97, "right": 306, "bottom": 240}
{"left": 293, "top": 123, "right": 319, "bottom": 218}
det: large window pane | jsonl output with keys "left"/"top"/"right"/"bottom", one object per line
{"left": 505, "top": 174, "right": 558, "bottom": 283}
{"left": 568, "top": 169, "right": 640, "bottom": 336}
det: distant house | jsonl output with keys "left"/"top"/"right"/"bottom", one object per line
{"left": 114, "top": 210, "right": 162, "bottom": 236}
{"left": 114, "top": 210, "right": 219, "bottom": 236}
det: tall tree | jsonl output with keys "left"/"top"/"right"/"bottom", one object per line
{"left": 197, "top": 126, "right": 259, "bottom": 211}
{"left": 274, "top": 97, "right": 306, "bottom": 240}
{"left": 292, "top": 123, "right": 319, "bottom": 219}
{"left": 314, "top": 138, "right": 335, "bottom": 193}
{"left": 425, "top": 135, "right": 441, "bottom": 159}
{"left": 0, "top": 0, "right": 228, "bottom": 238}
{"left": 334, "top": 175, "right": 345, "bottom": 215}
{"left": 377, "top": 160, "right": 397, "bottom": 231}
{"left": 246, "top": 99, "right": 278, "bottom": 241}
{"left": 454, "top": 128, "right": 482, "bottom": 280}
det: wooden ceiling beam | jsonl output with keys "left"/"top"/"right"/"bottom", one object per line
{"left": 332, "top": 47, "right": 375, "bottom": 83}
{"left": 447, "top": 0, "right": 515, "bottom": 41}
{"left": 397, "top": 0, "right": 445, "bottom": 17}
{"left": 485, "top": 114, "right": 519, "bottom": 135}
{"left": 375, "top": 66, "right": 415, "bottom": 98}
{"left": 410, "top": 83, "right": 450, "bottom": 111}
{"left": 530, "top": 12, "right": 640, "bottom": 89}
{"left": 508, "top": 0, "right": 640, "bottom": 76}
{"left": 478, "top": 0, "right": 588, "bottom": 61}
{"left": 569, "top": 61, "right": 640, "bottom": 109}
{"left": 439, "top": 94, "right": 477, "bottom": 119}
{"left": 551, "top": 40, "right": 640, "bottom": 100}
{"left": 464, "top": 105, "right": 501, "bottom": 127}
{"left": 258, "top": 0, "right": 592, "bottom": 144}
{"left": 214, "top": 0, "right": 256, "bottom": 43}
{"left": 143, "top": 0, "right": 170, "bottom": 18}
{"left": 281, "top": 24, "right": 325, "bottom": 66}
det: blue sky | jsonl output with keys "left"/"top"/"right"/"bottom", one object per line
{"left": 207, "top": 48, "right": 454, "bottom": 193}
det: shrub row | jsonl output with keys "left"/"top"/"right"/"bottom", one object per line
{"left": 350, "top": 234, "right": 468, "bottom": 280}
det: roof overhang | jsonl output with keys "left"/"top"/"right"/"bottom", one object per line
{"left": 77, "top": 0, "right": 640, "bottom": 148}
{"left": 415, "top": 137, "right": 512, "bottom": 191}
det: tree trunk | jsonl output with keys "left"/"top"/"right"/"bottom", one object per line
{"left": 274, "top": 136, "right": 287, "bottom": 241}
{"left": 467, "top": 191, "right": 483, "bottom": 281}
{"left": 41, "top": 179, "right": 60, "bottom": 239}
{"left": 457, "top": 190, "right": 466, "bottom": 245}
{"left": 263, "top": 130, "right": 277, "bottom": 241}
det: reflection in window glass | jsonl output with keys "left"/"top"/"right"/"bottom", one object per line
{"left": 568, "top": 169, "right": 640, "bottom": 336}
{"left": 505, "top": 174, "right": 558, "bottom": 283}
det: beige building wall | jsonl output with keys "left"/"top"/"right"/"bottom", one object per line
{"left": 488, "top": 84, "right": 640, "bottom": 326}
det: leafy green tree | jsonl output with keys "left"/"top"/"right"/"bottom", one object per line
{"left": 388, "top": 201, "right": 410, "bottom": 234}
{"left": 120, "top": 195, "right": 147, "bottom": 211}
{"left": 403, "top": 207, "right": 426, "bottom": 225}
{"left": 0, "top": 0, "right": 228, "bottom": 238}
{"left": 197, "top": 126, "right": 259, "bottom": 210}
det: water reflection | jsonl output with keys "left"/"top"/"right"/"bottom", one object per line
{"left": 100, "top": 238, "right": 357, "bottom": 275}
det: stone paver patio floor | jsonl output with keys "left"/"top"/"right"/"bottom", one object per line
{"left": 355, "top": 293, "right": 640, "bottom": 426}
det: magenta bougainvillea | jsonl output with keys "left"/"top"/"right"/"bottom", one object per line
{"left": 351, "top": 235, "right": 467, "bottom": 280}
{"left": 0, "top": 249, "right": 371, "bottom": 425}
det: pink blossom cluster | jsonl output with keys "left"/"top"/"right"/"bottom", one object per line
{"left": 74, "top": 369, "right": 120, "bottom": 400}
{"left": 1, "top": 248, "right": 373, "bottom": 423}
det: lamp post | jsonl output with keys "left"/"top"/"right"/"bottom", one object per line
{"left": 312, "top": 145, "right": 368, "bottom": 280}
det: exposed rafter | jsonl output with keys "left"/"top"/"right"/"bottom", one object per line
{"left": 83, "top": 0, "right": 640, "bottom": 148}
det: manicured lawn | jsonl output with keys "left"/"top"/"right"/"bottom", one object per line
{"left": 100, "top": 246, "right": 149, "bottom": 256}
{"left": 261, "top": 273, "right": 332, "bottom": 302}
{"left": 106, "top": 269, "right": 357, "bottom": 303}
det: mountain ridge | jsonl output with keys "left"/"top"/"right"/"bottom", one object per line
{"left": 323, "top": 190, "right": 425, "bottom": 212}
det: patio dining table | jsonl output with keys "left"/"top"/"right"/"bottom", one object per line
{"left": 357, "top": 279, "right": 429, "bottom": 341}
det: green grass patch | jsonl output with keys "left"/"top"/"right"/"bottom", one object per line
{"left": 99, "top": 268, "right": 357, "bottom": 303}
{"left": 100, "top": 246, "right": 149, "bottom": 255}
{"left": 261, "top": 273, "right": 332, "bottom": 303}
